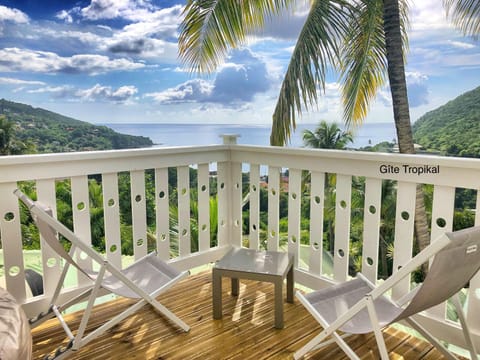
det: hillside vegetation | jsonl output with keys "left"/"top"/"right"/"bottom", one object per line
{"left": 0, "top": 99, "right": 153, "bottom": 153}
{"left": 413, "top": 86, "right": 480, "bottom": 157}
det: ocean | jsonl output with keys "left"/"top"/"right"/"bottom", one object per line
{"left": 104, "top": 122, "right": 397, "bottom": 149}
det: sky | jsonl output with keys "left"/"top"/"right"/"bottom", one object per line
{"left": 0, "top": 0, "right": 479, "bottom": 128}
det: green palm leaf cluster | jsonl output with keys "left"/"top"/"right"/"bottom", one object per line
{"left": 302, "top": 121, "right": 353, "bottom": 149}
{"left": 271, "top": 0, "right": 352, "bottom": 145}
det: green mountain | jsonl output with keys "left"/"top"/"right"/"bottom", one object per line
{"left": 0, "top": 99, "right": 153, "bottom": 153}
{"left": 413, "top": 86, "right": 480, "bottom": 157}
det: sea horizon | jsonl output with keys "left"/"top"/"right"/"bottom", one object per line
{"left": 103, "top": 122, "right": 397, "bottom": 149}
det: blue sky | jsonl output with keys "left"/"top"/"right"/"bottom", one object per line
{"left": 0, "top": 0, "right": 479, "bottom": 127}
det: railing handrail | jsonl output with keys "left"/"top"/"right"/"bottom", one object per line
{"left": 3, "top": 143, "right": 480, "bottom": 165}
{"left": 2, "top": 143, "right": 480, "bottom": 183}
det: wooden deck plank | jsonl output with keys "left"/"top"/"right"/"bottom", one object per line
{"left": 32, "top": 271, "right": 461, "bottom": 360}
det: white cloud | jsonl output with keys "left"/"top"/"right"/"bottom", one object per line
{"left": 406, "top": 2, "right": 480, "bottom": 77}
{"left": 0, "top": 77, "right": 45, "bottom": 86}
{"left": 118, "top": 5, "right": 182, "bottom": 35}
{"left": 28, "top": 83, "right": 138, "bottom": 103}
{"left": 0, "top": 5, "right": 29, "bottom": 23}
{"left": 0, "top": 48, "right": 145, "bottom": 75}
{"left": 442, "top": 53, "right": 480, "bottom": 68}
{"left": 55, "top": 10, "right": 74, "bottom": 24}
{"left": 42, "top": 28, "right": 105, "bottom": 47}
{"left": 103, "top": 6, "right": 181, "bottom": 61}
{"left": 409, "top": 0, "right": 451, "bottom": 34}
{"left": 79, "top": 0, "right": 161, "bottom": 22}
{"left": 146, "top": 79, "right": 213, "bottom": 104}
{"left": 106, "top": 37, "right": 178, "bottom": 61}
{"left": 76, "top": 84, "right": 138, "bottom": 103}
{"left": 51, "top": 4, "right": 181, "bottom": 62}
{"left": 448, "top": 40, "right": 476, "bottom": 50}
{"left": 0, "top": 5, "right": 29, "bottom": 35}
{"left": 405, "top": 72, "right": 429, "bottom": 107}
{"left": 377, "top": 72, "right": 430, "bottom": 108}
{"left": 255, "top": 1, "right": 308, "bottom": 41}
{"left": 81, "top": 0, "right": 135, "bottom": 20}
{"left": 28, "top": 85, "right": 75, "bottom": 99}
{"left": 148, "top": 49, "right": 276, "bottom": 106}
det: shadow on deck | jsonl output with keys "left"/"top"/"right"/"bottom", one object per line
{"left": 32, "top": 271, "right": 454, "bottom": 359}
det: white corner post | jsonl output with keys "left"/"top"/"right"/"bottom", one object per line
{"left": 217, "top": 134, "right": 242, "bottom": 248}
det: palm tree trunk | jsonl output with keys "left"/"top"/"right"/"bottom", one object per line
{"left": 383, "top": 0, "right": 430, "bottom": 277}
{"left": 379, "top": 234, "right": 389, "bottom": 279}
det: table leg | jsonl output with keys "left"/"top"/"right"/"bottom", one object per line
{"left": 231, "top": 278, "right": 239, "bottom": 296}
{"left": 212, "top": 269, "right": 222, "bottom": 319}
{"left": 274, "top": 278, "right": 284, "bottom": 329}
{"left": 286, "top": 265, "right": 294, "bottom": 303}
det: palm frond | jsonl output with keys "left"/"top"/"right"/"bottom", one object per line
{"left": 444, "top": 0, "right": 480, "bottom": 37}
{"left": 178, "top": 0, "right": 295, "bottom": 73}
{"left": 340, "top": 0, "right": 409, "bottom": 126}
{"left": 340, "top": 0, "right": 386, "bottom": 126}
{"left": 270, "top": 0, "right": 352, "bottom": 145}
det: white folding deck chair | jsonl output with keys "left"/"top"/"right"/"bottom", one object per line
{"left": 295, "top": 226, "right": 480, "bottom": 360}
{"left": 14, "top": 189, "right": 190, "bottom": 360}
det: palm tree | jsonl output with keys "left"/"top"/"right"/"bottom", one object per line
{"left": 302, "top": 121, "right": 353, "bottom": 149}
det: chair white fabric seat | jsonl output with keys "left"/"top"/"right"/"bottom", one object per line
{"left": 304, "top": 278, "right": 402, "bottom": 334}
{"left": 101, "top": 253, "right": 182, "bottom": 299}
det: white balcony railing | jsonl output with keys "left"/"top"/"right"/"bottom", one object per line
{"left": 0, "top": 142, "right": 479, "bottom": 352}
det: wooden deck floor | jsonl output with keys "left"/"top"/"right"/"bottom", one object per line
{"left": 32, "top": 271, "right": 454, "bottom": 360}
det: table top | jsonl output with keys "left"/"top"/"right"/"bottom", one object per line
{"left": 214, "top": 247, "right": 292, "bottom": 276}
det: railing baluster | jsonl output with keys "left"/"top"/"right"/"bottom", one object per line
{"left": 177, "top": 166, "right": 191, "bottom": 256}
{"left": 231, "top": 162, "right": 243, "bottom": 247}
{"left": 0, "top": 182, "right": 27, "bottom": 301}
{"left": 333, "top": 175, "right": 352, "bottom": 282}
{"left": 362, "top": 178, "right": 382, "bottom": 283}
{"left": 101, "top": 173, "right": 122, "bottom": 268}
{"left": 71, "top": 175, "right": 93, "bottom": 286}
{"left": 309, "top": 171, "right": 325, "bottom": 275}
{"left": 288, "top": 169, "right": 301, "bottom": 268}
{"left": 155, "top": 168, "right": 170, "bottom": 260}
{"left": 197, "top": 164, "right": 210, "bottom": 252}
{"left": 427, "top": 185, "right": 455, "bottom": 320}
{"left": 130, "top": 170, "right": 147, "bottom": 260}
{"left": 217, "top": 162, "right": 228, "bottom": 247}
{"left": 392, "top": 181, "right": 416, "bottom": 300}
{"left": 267, "top": 166, "right": 280, "bottom": 251}
{"left": 36, "top": 179, "right": 62, "bottom": 295}
{"left": 249, "top": 164, "right": 260, "bottom": 250}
